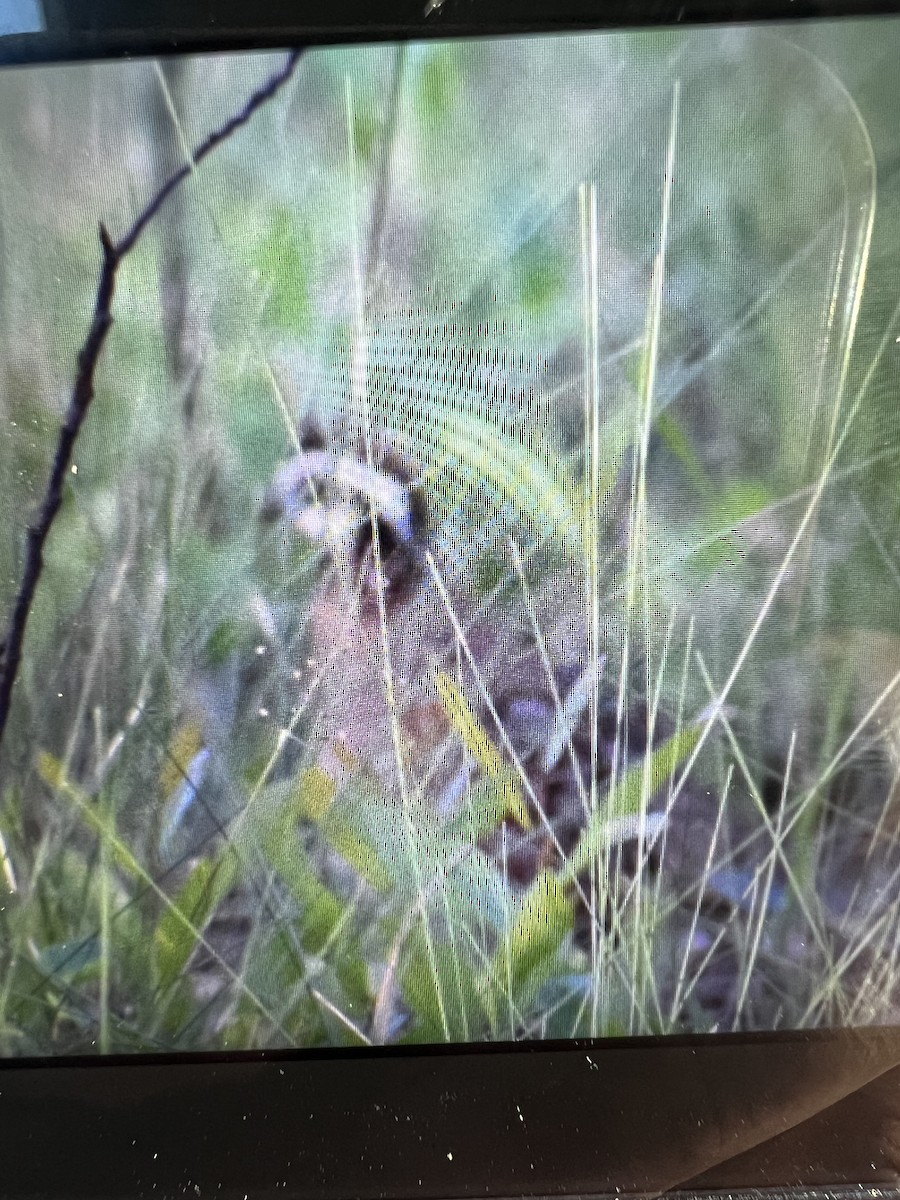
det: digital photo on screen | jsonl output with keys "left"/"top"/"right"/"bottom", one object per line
{"left": 1, "top": 17, "right": 899, "bottom": 1056}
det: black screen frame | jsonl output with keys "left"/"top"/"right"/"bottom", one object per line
{"left": 3, "top": 1029, "right": 900, "bottom": 1198}
{"left": 0, "top": 0, "right": 896, "bottom": 63}
{"left": 2, "top": 3, "right": 900, "bottom": 1197}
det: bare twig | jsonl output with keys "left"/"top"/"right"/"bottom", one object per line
{"left": 0, "top": 48, "right": 303, "bottom": 748}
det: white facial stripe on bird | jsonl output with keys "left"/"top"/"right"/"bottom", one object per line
{"left": 332, "top": 459, "right": 417, "bottom": 542}
{"left": 270, "top": 449, "right": 417, "bottom": 545}
{"left": 292, "top": 501, "right": 359, "bottom": 550}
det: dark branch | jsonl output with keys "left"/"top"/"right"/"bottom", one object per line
{"left": 118, "top": 51, "right": 302, "bottom": 257}
{"left": 0, "top": 48, "right": 303, "bottom": 749}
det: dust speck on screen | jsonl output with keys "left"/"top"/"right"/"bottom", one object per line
{"left": 0, "top": 22, "right": 898, "bottom": 1056}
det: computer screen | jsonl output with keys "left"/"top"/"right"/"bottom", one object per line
{"left": 1, "top": 15, "right": 899, "bottom": 1058}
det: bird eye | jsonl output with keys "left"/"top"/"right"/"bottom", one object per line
{"left": 353, "top": 513, "right": 400, "bottom": 569}
{"left": 299, "top": 418, "right": 326, "bottom": 451}
{"left": 259, "top": 492, "right": 285, "bottom": 524}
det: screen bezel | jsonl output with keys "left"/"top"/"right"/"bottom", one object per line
{"left": 0, "top": 0, "right": 896, "bottom": 64}
{"left": 2, "top": 3, "right": 900, "bottom": 1197}
{"left": 3, "top": 1029, "right": 900, "bottom": 1197}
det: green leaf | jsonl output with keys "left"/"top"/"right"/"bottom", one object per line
{"left": 571, "top": 721, "right": 703, "bottom": 875}
{"left": 251, "top": 774, "right": 372, "bottom": 957}
{"left": 518, "top": 242, "right": 566, "bottom": 315}
{"left": 36, "top": 753, "right": 142, "bottom": 881}
{"left": 257, "top": 769, "right": 393, "bottom": 893}
{"left": 419, "top": 49, "right": 458, "bottom": 122}
{"left": 400, "top": 921, "right": 485, "bottom": 1042}
{"left": 655, "top": 410, "right": 715, "bottom": 500}
{"left": 251, "top": 779, "right": 373, "bottom": 1019}
{"left": 255, "top": 206, "right": 313, "bottom": 334}
{"left": 203, "top": 618, "right": 245, "bottom": 668}
{"left": 711, "top": 479, "right": 774, "bottom": 528}
{"left": 320, "top": 813, "right": 394, "bottom": 892}
{"left": 435, "top": 671, "right": 531, "bottom": 830}
{"left": 258, "top": 801, "right": 344, "bottom": 952}
{"left": 443, "top": 778, "right": 521, "bottom": 843}
{"left": 154, "top": 855, "right": 240, "bottom": 989}
{"left": 352, "top": 110, "right": 382, "bottom": 163}
{"left": 472, "top": 550, "right": 506, "bottom": 597}
{"left": 689, "top": 480, "right": 775, "bottom": 580}
{"left": 489, "top": 872, "right": 573, "bottom": 1011}
{"left": 479, "top": 722, "right": 703, "bottom": 1016}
